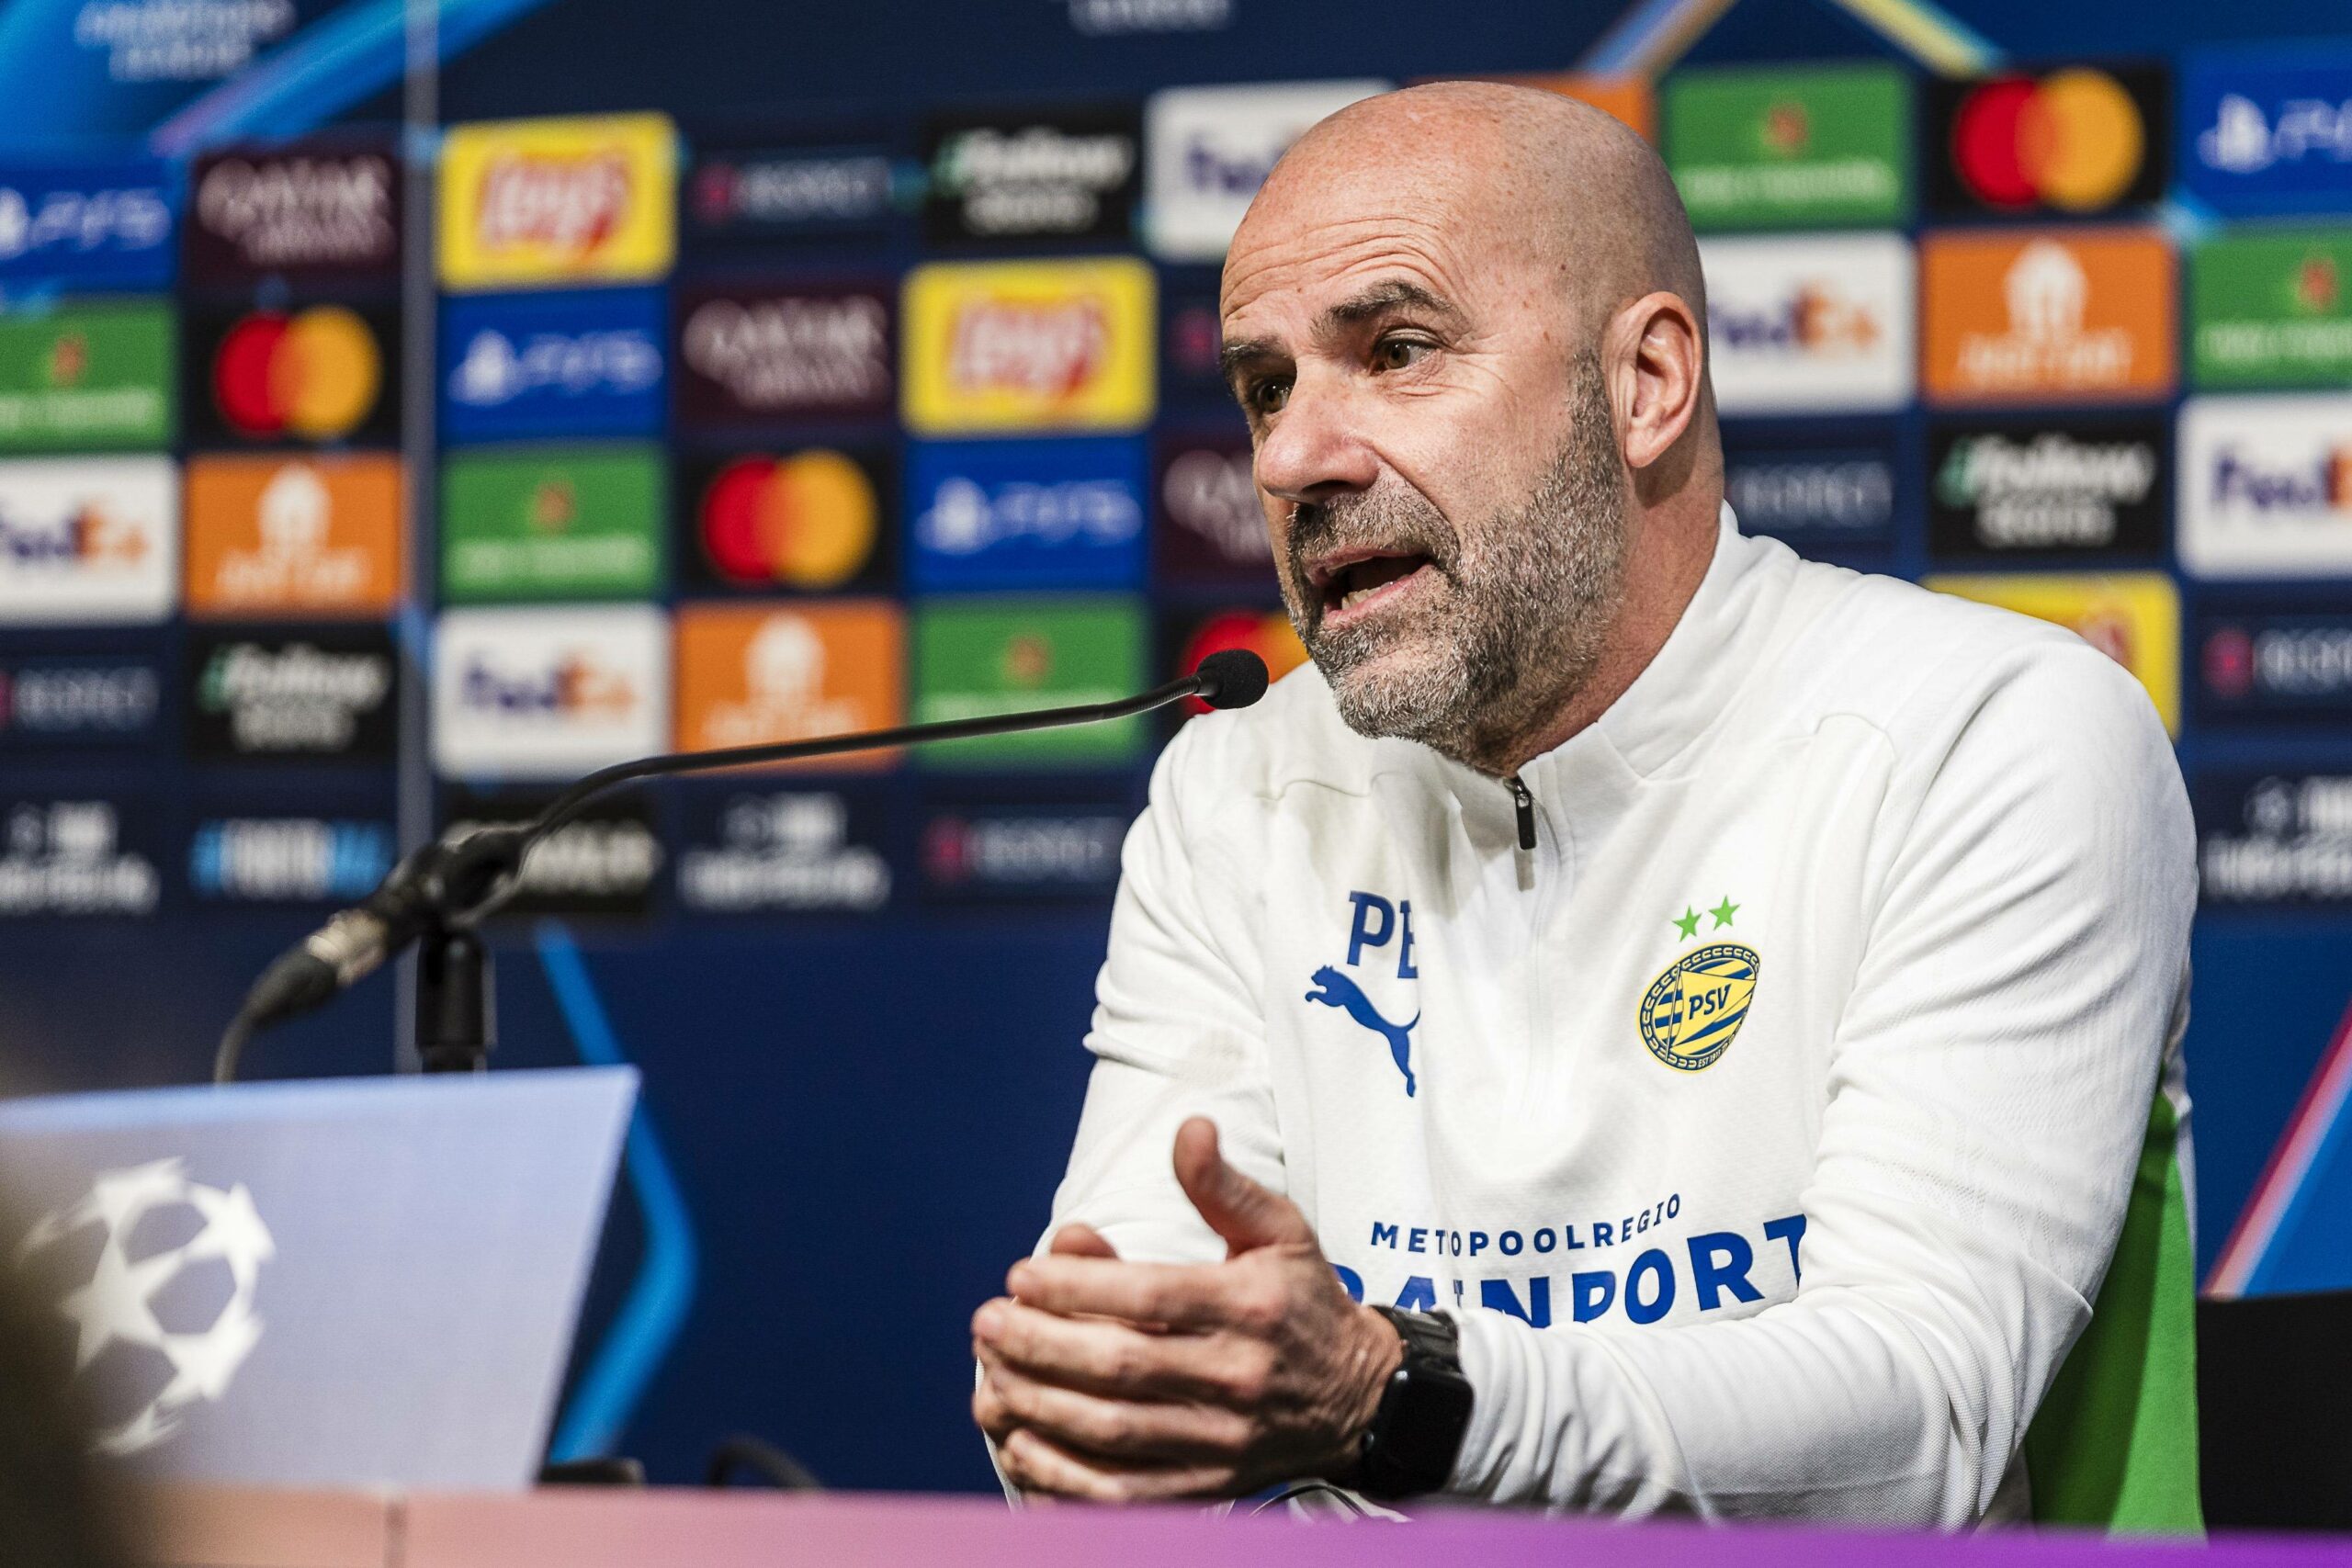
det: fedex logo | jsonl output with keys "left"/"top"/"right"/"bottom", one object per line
{"left": 432, "top": 606, "right": 667, "bottom": 779}
{"left": 1144, "top": 82, "right": 1386, "bottom": 261}
{"left": 0, "top": 457, "right": 175, "bottom": 625}
{"left": 2211, "top": 446, "right": 2352, "bottom": 513}
{"left": 458, "top": 654, "right": 638, "bottom": 718}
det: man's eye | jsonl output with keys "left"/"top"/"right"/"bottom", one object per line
{"left": 1249, "top": 378, "right": 1292, "bottom": 415}
{"left": 1373, "top": 337, "right": 1431, "bottom": 372}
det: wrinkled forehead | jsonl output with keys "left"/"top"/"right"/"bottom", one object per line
{"left": 1219, "top": 136, "right": 1544, "bottom": 336}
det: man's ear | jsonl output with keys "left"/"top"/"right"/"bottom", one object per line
{"left": 1609, "top": 291, "right": 1705, "bottom": 474}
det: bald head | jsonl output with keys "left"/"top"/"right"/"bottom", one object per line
{"left": 1231, "top": 82, "right": 1708, "bottom": 354}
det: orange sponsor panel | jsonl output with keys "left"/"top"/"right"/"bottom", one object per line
{"left": 1920, "top": 226, "right": 2176, "bottom": 406}
{"left": 1414, "top": 72, "right": 1654, "bottom": 141}
{"left": 183, "top": 453, "right": 404, "bottom": 617}
{"left": 674, "top": 600, "right": 905, "bottom": 769}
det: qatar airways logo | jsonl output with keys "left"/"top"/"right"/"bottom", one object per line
{"left": 947, "top": 299, "right": 1107, "bottom": 398}
{"left": 475, "top": 152, "right": 629, "bottom": 254}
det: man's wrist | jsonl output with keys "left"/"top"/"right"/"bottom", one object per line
{"left": 1320, "top": 1304, "right": 1405, "bottom": 1481}
{"left": 1337, "top": 1306, "right": 1475, "bottom": 1500}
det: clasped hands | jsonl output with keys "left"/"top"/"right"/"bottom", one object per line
{"left": 971, "top": 1117, "right": 1405, "bottom": 1502}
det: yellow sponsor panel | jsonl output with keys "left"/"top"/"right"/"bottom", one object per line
{"left": 439, "top": 113, "right": 676, "bottom": 289}
{"left": 901, "top": 257, "right": 1155, "bottom": 434}
{"left": 1926, "top": 571, "right": 2180, "bottom": 736}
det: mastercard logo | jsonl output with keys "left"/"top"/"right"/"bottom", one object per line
{"left": 698, "top": 450, "right": 877, "bottom": 589}
{"left": 1177, "top": 610, "right": 1307, "bottom": 716}
{"left": 212, "top": 306, "right": 383, "bottom": 440}
{"left": 1950, "top": 69, "right": 2145, "bottom": 212}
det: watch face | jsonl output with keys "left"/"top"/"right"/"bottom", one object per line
{"left": 1357, "top": 1309, "right": 1474, "bottom": 1500}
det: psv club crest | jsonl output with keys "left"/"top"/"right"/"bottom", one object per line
{"left": 1638, "top": 942, "right": 1760, "bottom": 1072}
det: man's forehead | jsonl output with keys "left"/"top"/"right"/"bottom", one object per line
{"left": 1218, "top": 216, "right": 1475, "bottom": 337}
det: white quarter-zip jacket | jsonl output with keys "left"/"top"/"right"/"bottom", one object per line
{"left": 1035, "top": 504, "right": 2196, "bottom": 1526}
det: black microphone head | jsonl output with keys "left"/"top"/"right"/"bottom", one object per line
{"left": 1194, "top": 649, "right": 1271, "bottom": 710}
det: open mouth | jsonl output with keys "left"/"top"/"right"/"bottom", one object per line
{"left": 1312, "top": 550, "right": 1435, "bottom": 624}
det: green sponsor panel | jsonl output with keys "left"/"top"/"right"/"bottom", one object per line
{"left": 1665, "top": 63, "right": 1912, "bottom": 229}
{"left": 913, "top": 597, "right": 1144, "bottom": 766}
{"left": 440, "top": 445, "right": 665, "bottom": 601}
{"left": 2190, "top": 229, "right": 2352, "bottom": 389}
{"left": 0, "top": 300, "right": 175, "bottom": 451}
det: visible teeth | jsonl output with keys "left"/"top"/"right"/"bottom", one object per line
{"left": 1341, "top": 586, "right": 1375, "bottom": 610}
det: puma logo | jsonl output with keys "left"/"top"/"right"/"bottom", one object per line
{"left": 1305, "top": 965, "right": 1419, "bottom": 1097}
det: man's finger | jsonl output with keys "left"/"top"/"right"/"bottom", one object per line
{"left": 1171, "top": 1117, "right": 1316, "bottom": 1257}
{"left": 979, "top": 1351, "right": 1253, "bottom": 1461}
{"left": 1047, "top": 1223, "right": 1118, "bottom": 1258}
{"left": 1007, "top": 1254, "right": 1250, "bottom": 1332}
{"left": 998, "top": 1427, "right": 1236, "bottom": 1504}
{"left": 974, "top": 1297, "right": 1263, "bottom": 1404}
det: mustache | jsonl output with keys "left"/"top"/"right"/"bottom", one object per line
{"left": 1283, "top": 489, "right": 1460, "bottom": 594}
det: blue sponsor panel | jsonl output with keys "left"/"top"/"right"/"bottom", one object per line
{"left": 0, "top": 788, "right": 166, "bottom": 918}
{"left": 186, "top": 780, "right": 397, "bottom": 908}
{"left": 672, "top": 776, "right": 899, "bottom": 919}
{"left": 440, "top": 288, "right": 667, "bottom": 443}
{"left": 908, "top": 435, "right": 1146, "bottom": 591}
{"left": 0, "top": 159, "right": 178, "bottom": 288}
{"left": 2193, "top": 599, "right": 2352, "bottom": 728}
{"left": 1717, "top": 419, "right": 1904, "bottom": 565}
{"left": 2193, "top": 767, "right": 2352, "bottom": 910}
{"left": 2180, "top": 46, "right": 2352, "bottom": 216}
{"left": 917, "top": 775, "right": 1142, "bottom": 904}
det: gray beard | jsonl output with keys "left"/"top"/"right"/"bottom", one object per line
{"left": 1280, "top": 353, "right": 1629, "bottom": 774}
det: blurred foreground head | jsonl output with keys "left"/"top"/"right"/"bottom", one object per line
{"left": 0, "top": 1205, "right": 130, "bottom": 1568}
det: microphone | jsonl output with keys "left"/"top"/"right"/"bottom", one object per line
{"left": 215, "top": 650, "right": 1272, "bottom": 1081}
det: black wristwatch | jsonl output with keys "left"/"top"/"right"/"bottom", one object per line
{"left": 1345, "top": 1306, "right": 1475, "bottom": 1501}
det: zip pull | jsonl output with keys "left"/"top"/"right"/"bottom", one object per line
{"left": 1506, "top": 774, "right": 1537, "bottom": 852}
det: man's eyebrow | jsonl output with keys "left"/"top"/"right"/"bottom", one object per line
{"left": 1218, "top": 337, "right": 1280, "bottom": 382}
{"left": 1321, "top": 279, "right": 1463, "bottom": 333}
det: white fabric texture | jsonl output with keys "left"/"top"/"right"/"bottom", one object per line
{"left": 1030, "top": 505, "right": 2195, "bottom": 1525}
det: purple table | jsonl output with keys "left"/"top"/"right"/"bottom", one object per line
{"left": 133, "top": 1486, "right": 2352, "bottom": 1567}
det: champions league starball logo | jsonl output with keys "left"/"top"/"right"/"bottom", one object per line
{"left": 16, "top": 1158, "right": 273, "bottom": 1454}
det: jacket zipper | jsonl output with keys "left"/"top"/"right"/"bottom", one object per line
{"left": 1506, "top": 773, "right": 1537, "bottom": 852}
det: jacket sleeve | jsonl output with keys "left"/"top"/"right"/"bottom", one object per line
{"left": 1445, "top": 643, "right": 2197, "bottom": 1525}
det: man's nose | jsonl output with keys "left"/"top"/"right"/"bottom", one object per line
{"left": 1252, "top": 375, "right": 1381, "bottom": 505}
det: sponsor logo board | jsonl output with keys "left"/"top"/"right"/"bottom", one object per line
{"left": 1157, "top": 428, "right": 1270, "bottom": 582}
{"left": 911, "top": 597, "right": 1144, "bottom": 767}
{"left": 2180, "top": 47, "right": 2352, "bottom": 216}
{"left": 189, "top": 813, "right": 396, "bottom": 905}
{"left": 681, "top": 446, "right": 892, "bottom": 593}
{"left": 2190, "top": 228, "right": 2352, "bottom": 389}
{"left": 0, "top": 300, "right": 174, "bottom": 452}
{"left": 1414, "top": 73, "right": 1654, "bottom": 141}
{"left": 1164, "top": 607, "right": 1307, "bottom": 720}
{"left": 902, "top": 257, "right": 1154, "bottom": 434}
{"left": 440, "top": 789, "right": 661, "bottom": 918}
{"left": 2177, "top": 393, "right": 2352, "bottom": 579}
{"left": 1159, "top": 277, "right": 1234, "bottom": 411}
{"left": 184, "top": 139, "right": 401, "bottom": 283}
{"left": 0, "top": 456, "right": 176, "bottom": 625}
{"left": 433, "top": 605, "right": 668, "bottom": 779}
{"left": 440, "top": 288, "right": 664, "bottom": 442}
{"left": 438, "top": 114, "right": 676, "bottom": 289}
{"left": 910, "top": 436, "right": 1146, "bottom": 591}
{"left": 0, "top": 650, "right": 164, "bottom": 748}
{"left": 0, "top": 796, "right": 161, "bottom": 917}
{"left": 1699, "top": 233, "right": 1915, "bottom": 413}
{"left": 1925, "top": 64, "right": 2167, "bottom": 218}
{"left": 2194, "top": 601, "right": 2352, "bottom": 725}
{"left": 1920, "top": 228, "right": 2175, "bottom": 406}
{"left": 673, "top": 600, "right": 904, "bottom": 766}
{"left": 440, "top": 445, "right": 663, "bottom": 602}
{"left": 1926, "top": 416, "right": 2166, "bottom": 561}
{"left": 1665, "top": 63, "right": 1912, "bottom": 229}
{"left": 674, "top": 781, "right": 894, "bottom": 915}
{"left": 187, "top": 624, "right": 398, "bottom": 761}
{"left": 921, "top": 785, "right": 1135, "bottom": 900}
{"left": 685, "top": 141, "right": 904, "bottom": 243}
{"left": 673, "top": 281, "right": 893, "bottom": 424}
{"left": 1143, "top": 81, "right": 1386, "bottom": 260}
{"left": 2195, "top": 770, "right": 2352, "bottom": 907}
{"left": 0, "top": 162, "right": 177, "bottom": 288}
{"left": 1719, "top": 423, "right": 1901, "bottom": 553}
{"left": 184, "top": 453, "right": 402, "bottom": 618}
{"left": 922, "top": 105, "right": 1141, "bottom": 245}
{"left": 1924, "top": 570, "right": 2180, "bottom": 734}
{"left": 184, "top": 300, "right": 397, "bottom": 447}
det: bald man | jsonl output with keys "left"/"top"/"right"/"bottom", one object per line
{"left": 970, "top": 84, "right": 2198, "bottom": 1529}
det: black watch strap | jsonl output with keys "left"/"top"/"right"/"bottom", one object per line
{"left": 1348, "top": 1306, "right": 1475, "bottom": 1501}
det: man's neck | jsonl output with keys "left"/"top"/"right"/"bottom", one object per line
{"left": 1460, "top": 498, "right": 1721, "bottom": 780}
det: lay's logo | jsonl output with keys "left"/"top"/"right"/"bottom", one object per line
{"left": 432, "top": 605, "right": 668, "bottom": 778}
{"left": 439, "top": 115, "right": 675, "bottom": 290}
{"left": 903, "top": 258, "right": 1153, "bottom": 434}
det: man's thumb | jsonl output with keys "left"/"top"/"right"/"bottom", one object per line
{"left": 1172, "top": 1117, "right": 1313, "bottom": 1257}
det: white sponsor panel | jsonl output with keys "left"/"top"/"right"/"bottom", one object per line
{"left": 2177, "top": 394, "right": 2352, "bottom": 579}
{"left": 1700, "top": 233, "right": 1916, "bottom": 414}
{"left": 1144, "top": 81, "right": 1388, "bottom": 261}
{"left": 432, "top": 605, "right": 668, "bottom": 779}
{"left": 0, "top": 457, "right": 176, "bottom": 624}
